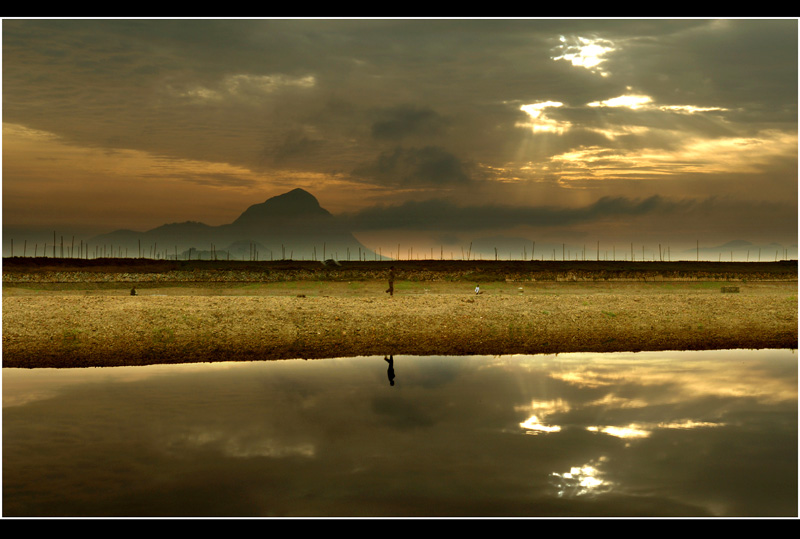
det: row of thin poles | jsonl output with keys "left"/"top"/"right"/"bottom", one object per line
{"left": 4, "top": 234, "right": 793, "bottom": 262}
{"left": 381, "top": 241, "right": 792, "bottom": 263}
{"left": 4, "top": 235, "right": 377, "bottom": 262}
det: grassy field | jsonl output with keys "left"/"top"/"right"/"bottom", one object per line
{"left": 3, "top": 259, "right": 797, "bottom": 368}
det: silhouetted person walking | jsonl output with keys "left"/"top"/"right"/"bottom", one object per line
{"left": 384, "top": 355, "right": 395, "bottom": 386}
{"left": 386, "top": 266, "right": 395, "bottom": 296}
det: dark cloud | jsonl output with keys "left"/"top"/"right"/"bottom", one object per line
{"left": 4, "top": 19, "right": 795, "bottom": 170}
{"left": 600, "top": 19, "right": 798, "bottom": 116}
{"left": 343, "top": 194, "right": 696, "bottom": 231}
{"left": 370, "top": 105, "right": 449, "bottom": 141}
{"left": 352, "top": 146, "right": 476, "bottom": 187}
{"left": 266, "top": 131, "right": 326, "bottom": 164}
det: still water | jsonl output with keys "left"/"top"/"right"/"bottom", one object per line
{"left": 3, "top": 349, "right": 797, "bottom": 517}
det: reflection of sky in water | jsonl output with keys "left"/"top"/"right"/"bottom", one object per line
{"left": 3, "top": 350, "right": 797, "bottom": 517}
{"left": 549, "top": 458, "right": 614, "bottom": 498}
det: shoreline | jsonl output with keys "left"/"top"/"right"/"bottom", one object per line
{"left": 3, "top": 281, "right": 797, "bottom": 368}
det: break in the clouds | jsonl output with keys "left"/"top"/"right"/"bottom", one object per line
{"left": 2, "top": 18, "right": 797, "bottom": 257}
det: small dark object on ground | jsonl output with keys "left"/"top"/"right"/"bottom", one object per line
{"left": 721, "top": 286, "right": 740, "bottom": 293}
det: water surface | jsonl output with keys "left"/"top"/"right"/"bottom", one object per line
{"left": 3, "top": 349, "right": 797, "bottom": 517}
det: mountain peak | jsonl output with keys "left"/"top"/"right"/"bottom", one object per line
{"left": 232, "top": 188, "right": 330, "bottom": 226}
{"left": 87, "top": 187, "right": 376, "bottom": 260}
{"left": 271, "top": 188, "right": 320, "bottom": 207}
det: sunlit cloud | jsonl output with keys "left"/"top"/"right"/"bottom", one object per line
{"left": 517, "top": 101, "right": 571, "bottom": 134}
{"left": 3, "top": 122, "right": 264, "bottom": 189}
{"left": 517, "top": 92, "right": 732, "bottom": 147}
{"left": 588, "top": 92, "right": 729, "bottom": 114}
{"left": 588, "top": 94, "right": 653, "bottom": 109}
{"left": 3, "top": 122, "right": 62, "bottom": 143}
{"left": 547, "top": 129, "right": 797, "bottom": 183}
{"left": 551, "top": 35, "right": 616, "bottom": 77}
{"left": 174, "top": 73, "right": 317, "bottom": 103}
{"left": 658, "top": 104, "right": 727, "bottom": 114}
{"left": 673, "top": 130, "right": 797, "bottom": 173}
{"left": 587, "top": 125, "right": 652, "bottom": 140}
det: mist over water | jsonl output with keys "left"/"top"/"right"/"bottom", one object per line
{"left": 3, "top": 349, "right": 796, "bottom": 517}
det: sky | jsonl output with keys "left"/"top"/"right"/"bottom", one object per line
{"left": 2, "top": 18, "right": 798, "bottom": 260}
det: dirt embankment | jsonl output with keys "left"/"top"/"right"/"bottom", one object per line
{"left": 2, "top": 276, "right": 797, "bottom": 368}
{"left": 3, "top": 258, "right": 798, "bottom": 284}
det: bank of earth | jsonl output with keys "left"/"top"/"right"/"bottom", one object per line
{"left": 2, "top": 279, "right": 796, "bottom": 368}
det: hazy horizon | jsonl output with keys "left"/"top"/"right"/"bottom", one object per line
{"left": 2, "top": 186, "right": 796, "bottom": 262}
{"left": 2, "top": 19, "right": 798, "bottom": 261}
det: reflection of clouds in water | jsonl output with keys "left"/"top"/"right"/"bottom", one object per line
{"left": 3, "top": 350, "right": 796, "bottom": 517}
{"left": 371, "top": 394, "right": 436, "bottom": 430}
{"left": 4, "top": 387, "right": 65, "bottom": 408}
{"left": 400, "top": 355, "right": 464, "bottom": 389}
{"left": 516, "top": 398, "right": 570, "bottom": 434}
{"left": 515, "top": 398, "right": 571, "bottom": 415}
{"left": 3, "top": 362, "right": 250, "bottom": 408}
{"left": 508, "top": 354, "right": 752, "bottom": 441}
{"left": 585, "top": 393, "right": 649, "bottom": 409}
{"left": 544, "top": 351, "right": 797, "bottom": 405}
{"left": 587, "top": 419, "right": 723, "bottom": 440}
{"left": 657, "top": 419, "right": 722, "bottom": 429}
{"left": 165, "top": 427, "right": 316, "bottom": 459}
{"left": 588, "top": 424, "right": 651, "bottom": 439}
{"left": 519, "top": 415, "right": 561, "bottom": 434}
{"left": 3, "top": 369, "right": 104, "bottom": 408}
{"left": 549, "top": 458, "right": 614, "bottom": 498}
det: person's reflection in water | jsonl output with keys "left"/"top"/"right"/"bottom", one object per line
{"left": 384, "top": 355, "right": 395, "bottom": 386}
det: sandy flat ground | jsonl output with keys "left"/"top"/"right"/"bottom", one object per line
{"left": 3, "top": 280, "right": 796, "bottom": 368}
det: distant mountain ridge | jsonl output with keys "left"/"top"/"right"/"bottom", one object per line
{"left": 233, "top": 188, "right": 330, "bottom": 226}
{"left": 90, "top": 188, "right": 380, "bottom": 261}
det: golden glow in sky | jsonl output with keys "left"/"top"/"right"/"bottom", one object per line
{"left": 518, "top": 101, "right": 570, "bottom": 134}
{"left": 1, "top": 19, "right": 796, "bottom": 256}
{"left": 588, "top": 94, "right": 653, "bottom": 109}
{"left": 551, "top": 35, "right": 616, "bottom": 77}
